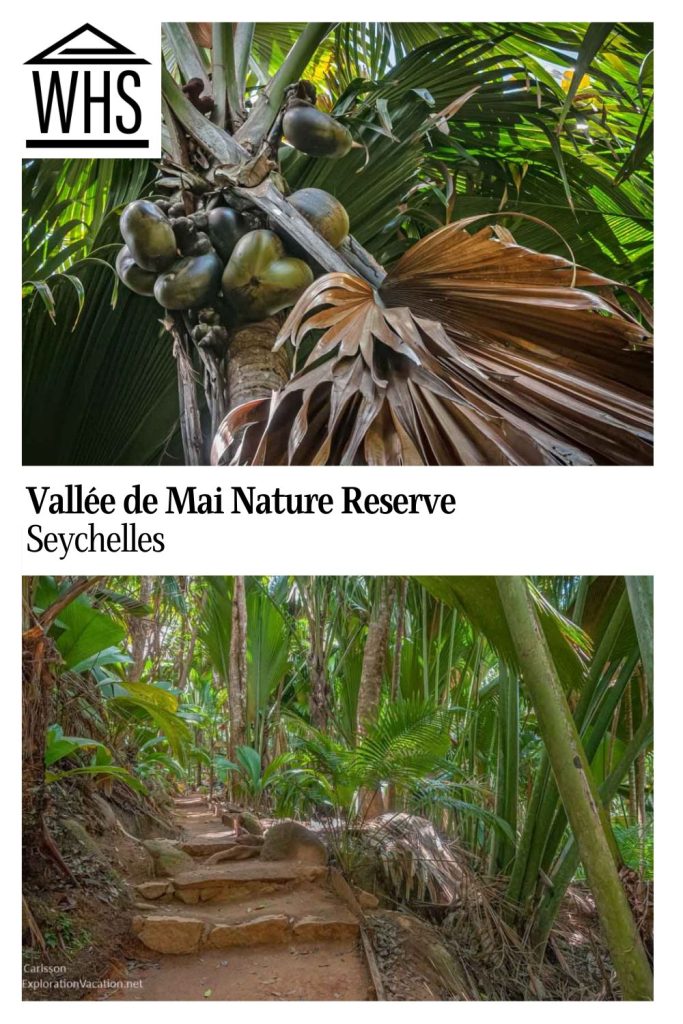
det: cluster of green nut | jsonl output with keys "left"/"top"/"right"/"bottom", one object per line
{"left": 115, "top": 187, "right": 350, "bottom": 331}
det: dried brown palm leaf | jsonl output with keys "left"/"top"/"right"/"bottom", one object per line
{"left": 212, "top": 218, "right": 652, "bottom": 466}
{"left": 361, "top": 813, "right": 468, "bottom": 905}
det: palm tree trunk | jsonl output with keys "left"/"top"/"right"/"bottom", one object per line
{"left": 227, "top": 316, "right": 290, "bottom": 410}
{"left": 208, "top": 316, "right": 291, "bottom": 462}
{"left": 308, "top": 651, "right": 329, "bottom": 730}
{"left": 228, "top": 575, "right": 248, "bottom": 761}
{"left": 131, "top": 576, "right": 153, "bottom": 679}
{"left": 356, "top": 577, "right": 396, "bottom": 818}
{"left": 490, "top": 661, "right": 519, "bottom": 874}
{"left": 635, "top": 669, "right": 648, "bottom": 872}
{"left": 195, "top": 730, "right": 203, "bottom": 788}
{"left": 356, "top": 578, "right": 397, "bottom": 734}
{"left": 300, "top": 579, "right": 331, "bottom": 730}
{"left": 530, "top": 706, "right": 653, "bottom": 954}
{"left": 496, "top": 576, "right": 653, "bottom": 1001}
{"left": 390, "top": 578, "right": 408, "bottom": 700}
{"left": 178, "top": 613, "right": 201, "bottom": 691}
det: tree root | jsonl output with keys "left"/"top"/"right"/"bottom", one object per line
{"left": 22, "top": 895, "right": 47, "bottom": 952}
{"left": 41, "top": 821, "right": 79, "bottom": 885}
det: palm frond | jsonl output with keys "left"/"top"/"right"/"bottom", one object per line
{"left": 213, "top": 217, "right": 652, "bottom": 467}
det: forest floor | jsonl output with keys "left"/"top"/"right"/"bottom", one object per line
{"left": 108, "top": 795, "right": 374, "bottom": 1001}
{"left": 24, "top": 790, "right": 639, "bottom": 1002}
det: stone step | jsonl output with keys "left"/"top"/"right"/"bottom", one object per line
{"left": 178, "top": 835, "right": 239, "bottom": 858}
{"left": 169, "top": 860, "right": 327, "bottom": 905}
{"left": 132, "top": 884, "right": 359, "bottom": 955}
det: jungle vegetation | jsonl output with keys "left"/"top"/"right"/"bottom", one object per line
{"left": 22, "top": 23, "right": 653, "bottom": 466}
{"left": 22, "top": 575, "right": 654, "bottom": 999}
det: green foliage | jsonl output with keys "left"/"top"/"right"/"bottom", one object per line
{"left": 35, "top": 578, "right": 127, "bottom": 670}
{"left": 416, "top": 576, "right": 589, "bottom": 694}
{"left": 108, "top": 683, "right": 192, "bottom": 762}
{"left": 246, "top": 582, "right": 291, "bottom": 723}
{"left": 44, "top": 725, "right": 145, "bottom": 793}
{"left": 350, "top": 699, "right": 454, "bottom": 788}
{"left": 200, "top": 576, "right": 234, "bottom": 685}
{"left": 221, "top": 746, "right": 299, "bottom": 809}
{"left": 43, "top": 913, "right": 92, "bottom": 954}
{"left": 22, "top": 160, "right": 179, "bottom": 466}
{"left": 45, "top": 724, "right": 109, "bottom": 767}
{"left": 612, "top": 822, "right": 654, "bottom": 880}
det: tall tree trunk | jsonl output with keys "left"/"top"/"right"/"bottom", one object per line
{"left": 195, "top": 730, "right": 203, "bottom": 788}
{"left": 356, "top": 578, "right": 397, "bottom": 735}
{"left": 635, "top": 668, "right": 648, "bottom": 873}
{"left": 177, "top": 614, "right": 201, "bottom": 691}
{"left": 386, "top": 578, "right": 408, "bottom": 810}
{"left": 390, "top": 577, "right": 408, "bottom": 701}
{"left": 496, "top": 576, "right": 653, "bottom": 1001}
{"left": 356, "top": 578, "right": 397, "bottom": 819}
{"left": 530, "top": 706, "right": 653, "bottom": 954}
{"left": 301, "top": 579, "right": 330, "bottom": 730}
{"left": 490, "top": 661, "right": 519, "bottom": 874}
{"left": 131, "top": 576, "right": 153, "bottom": 679}
{"left": 308, "top": 650, "right": 329, "bottom": 730}
{"left": 228, "top": 576, "right": 248, "bottom": 761}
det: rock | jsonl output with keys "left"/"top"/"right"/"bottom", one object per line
{"left": 238, "top": 811, "right": 264, "bottom": 836}
{"left": 236, "top": 833, "right": 264, "bottom": 847}
{"left": 354, "top": 888, "right": 380, "bottom": 910}
{"left": 205, "top": 846, "right": 261, "bottom": 864}
{"left": 179, "top": 838, "right": 237, "bottom": 857}
{"left": 62, "top": 818, "right": 105, "bottom": 858}
{"left": 260, "top": 822, "right": 328, "bottom": 865}
{"left": 136, "top": 880, "right": 172, "bottom": 900}
{"left": 90, "top": 793, "right": 118, "bottom": 831}
{"left": 292, "top": 916, "right": 359, "bottom": 941}
{"left": 134, "top": 914, "right": 205, "bottom": 954}
{"left": 206, "top": 914, "right": 290, "bottom": 948}
{"left": 171, "top": 861, "right": 326, "bottom": 905}
{"left": 142, "top": 838, "right": 194, "bottom": 878}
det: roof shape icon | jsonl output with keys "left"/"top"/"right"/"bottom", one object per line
{"left": 25, "top": 23, "right": 150, "bottom": 65}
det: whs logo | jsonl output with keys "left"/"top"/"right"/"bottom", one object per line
{"left": 23, "top": 22, "right": 159, "bottom": 157}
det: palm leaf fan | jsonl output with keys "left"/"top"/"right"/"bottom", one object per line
{"left": 212, "top": 217, "right": 652, "bottom": 466}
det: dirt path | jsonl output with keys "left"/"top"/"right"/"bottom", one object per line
{"left": 111, "top": 796, "right": 373, "bottom": 1001}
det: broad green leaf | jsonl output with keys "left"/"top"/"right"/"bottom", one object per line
{"left": 55, "top": 600, "right": 126, "bottom": 670}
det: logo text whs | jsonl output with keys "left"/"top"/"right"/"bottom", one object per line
{"left": 24, "top": 23, "right": 154, "bottom": 153}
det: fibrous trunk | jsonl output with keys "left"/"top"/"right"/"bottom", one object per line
{"left": 228, "top": 575, "right": 248, "bottom": 761}
{"left": 357, "top": 577, "right": 397, "bottom": 818}
{"left": 228, "top": 317, "right": 289, "bottom": 411}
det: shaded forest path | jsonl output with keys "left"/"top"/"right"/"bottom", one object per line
{"left": 116, "top": 796, "right": 372, "bottom": 1000}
